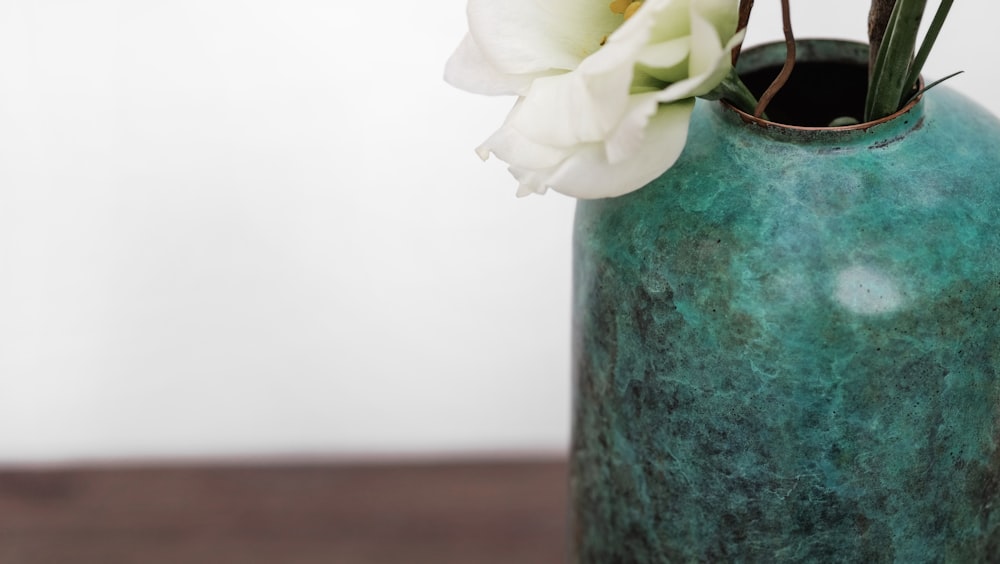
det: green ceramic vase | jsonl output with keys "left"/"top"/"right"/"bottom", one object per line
{"left": 571, "top": 40, "right": 1000, "bottom": 562}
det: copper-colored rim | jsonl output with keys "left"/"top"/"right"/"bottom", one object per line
{"left": 720, "top": 80, "right": 924, "bottom": 133}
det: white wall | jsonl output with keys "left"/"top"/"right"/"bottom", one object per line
{"left": 0, "top": 1, "right": 996, "bottom": 463}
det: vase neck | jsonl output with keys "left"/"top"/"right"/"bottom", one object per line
{"left": 710, "top": 95, "right": 925, "bottom": 147}
{"left": 719, "top": 38, "right": 925, "bottom": 146}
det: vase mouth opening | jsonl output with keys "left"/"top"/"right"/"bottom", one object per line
{"left": 725, "top": 39, "right": 923, "bottom": 132}
{"left": 721, "top": 91, "right": 922, "bottom": 133}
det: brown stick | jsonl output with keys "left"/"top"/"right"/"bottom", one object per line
{"left": 754, "top": 0, "right": 794, "bottom": 118}
{"left": 731, "top": 0, "right": 756, "bottom": 66}
{"left": 868, "top": 0, "right": 897, "bottom": 75}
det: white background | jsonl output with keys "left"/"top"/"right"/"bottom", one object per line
{"left": 0, "top": 1, "right": 997, "bottom": 464}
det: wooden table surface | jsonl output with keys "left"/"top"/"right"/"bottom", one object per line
{"left": 0, "top": 459, "right": 568, "bottom": 564}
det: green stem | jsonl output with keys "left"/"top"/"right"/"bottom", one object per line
{"left": 864, "top": 0, "right": 927, "bottom": 121}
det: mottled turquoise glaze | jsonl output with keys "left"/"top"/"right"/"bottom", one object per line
{"left": 571, "top": 47, "right": 1000, "bottom": 562}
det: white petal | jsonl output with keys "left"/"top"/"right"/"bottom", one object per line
{"left": 615, "top": 0, "right": 689, "bottom": 46}
{"left": 454, "top": 0, "right": 742, "bottom": 200}
{"left": 692, "top": 0, "right": 741, "bottom": 47}
{"left": 476, "top": 100, "right": 570, "bottom": 169}
{"left": 444, "top": 34, "right": 553, "bottom": 96}
{"left": 604, "top": 91, "right": 662, "bottom": 164}
{"left": 543, "top": 99, "right": 696, "bottom": 199}
{"left": 636, "top": 36, "right": 691, "bottom": 71}
{"left": 507, "top": 70, "right": 630, "bottom": 148}
{"left": 506, "top": 4, "right": 676, "bottom": 151}
{"left": 466, "top": 0, "right": 620, "bottom": 75}
{"left": 511, "top": 166, "right": 552, "bottom": 197}
{"left": 687, "top": 2, "right": 726, "bottom": 77}
{"left": 586, "top": 2, "right": 659, "bottom": 72}
{"left": 653, "top": 28, "right": 743, "bottom": 101}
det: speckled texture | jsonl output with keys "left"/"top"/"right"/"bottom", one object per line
{"left": 570, "top": 83, "right": 1000, "bottom": 561}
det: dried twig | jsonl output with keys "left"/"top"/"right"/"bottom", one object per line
{"left": 731, "top": 0, "right": 756, "bottom": 66}
{"left": 754, "top": 0, "right": 794, "bottom": 118}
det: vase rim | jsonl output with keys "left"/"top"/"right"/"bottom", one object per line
{"left": 718, "top": 38, "right": 924, "bottom": 140}
{"left": 719, "top": 90, "right": 923, "bottom": 133}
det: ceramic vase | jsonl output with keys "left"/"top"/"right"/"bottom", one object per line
{"left": 571, "top": 40, "right": 1000, "bottom": 561}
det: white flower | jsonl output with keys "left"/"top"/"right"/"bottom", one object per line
{"left": 445, "top": 0, "right": 743, "bottom": 199}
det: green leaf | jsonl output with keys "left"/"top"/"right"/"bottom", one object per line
{"left": 901, "top": 0, "right": 954, "bottom": 106}
{"left": 701, "top": 68, "right": 763, "bottom": 118}
{"left": 864, "top": 0, "right": 928, "bottom": 121}
{"left": 901, "top": 70, "right": 964, "bottom": 107}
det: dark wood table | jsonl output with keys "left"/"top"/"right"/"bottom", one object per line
{"left": 0, "top": 459, "right": 568, "bottom": 563}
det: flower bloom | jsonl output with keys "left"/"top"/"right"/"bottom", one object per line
{"left": 445, "top": 0, "right": 743, "bottom": 199}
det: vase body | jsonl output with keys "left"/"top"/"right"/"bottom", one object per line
{"left": 571, "top": 41, "right": 1000, "bottom": 562}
